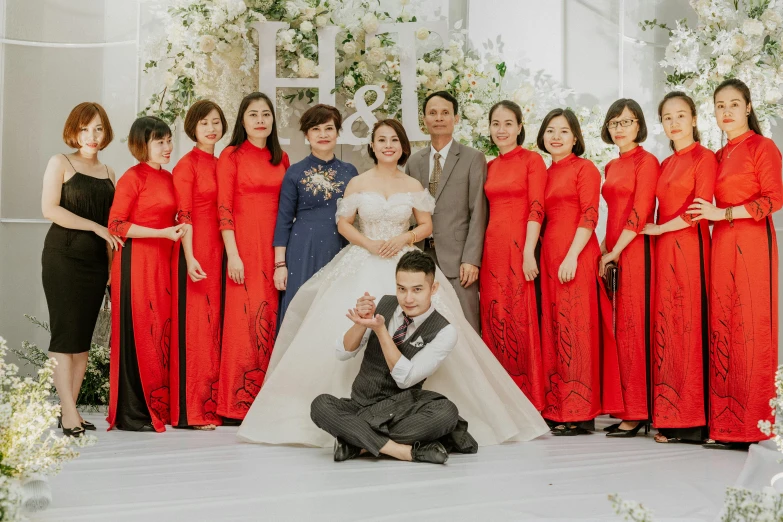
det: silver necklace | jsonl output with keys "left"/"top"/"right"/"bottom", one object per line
{"left": 726, "top": 132, "right": 752, "bottom": 159}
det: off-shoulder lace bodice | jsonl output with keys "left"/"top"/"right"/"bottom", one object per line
{"left": 336, "top": 190, "right": 435, "bottom": 241}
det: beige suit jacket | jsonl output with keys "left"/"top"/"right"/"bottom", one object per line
{"left": 405, "top": 140, "right": 488, "bottom": 279}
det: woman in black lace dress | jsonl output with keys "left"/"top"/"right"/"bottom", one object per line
{"left": 41, "top": 102, "right": 122, "bottom": 437}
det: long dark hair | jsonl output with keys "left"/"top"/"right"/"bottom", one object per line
{"left": 489, "top": 100, "right": 525, "bottom": 146}
{"left": 713, "top": 78, "right": 763, "bottom": 136}
{"left": 228, "top": 92, "right": 284, "bottom": 166}
{"left": 658, "top": 91, "right": 701, "bottom": 151}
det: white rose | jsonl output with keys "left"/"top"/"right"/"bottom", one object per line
{"left": 416, "top": 28, "right": 430, "bottom": 40}
{"left": 300, "top": 21, "right": 314, "bottom": 33}
{"left": 298, "top": 56, "right": 316, "bottom": 77}
{"left": 315, "top": 15, "right": 329, "bottom": 27}
{"left": 715, "top": 54, "right": 736, "bottom": 75}
{"left": 742, "top": 18, "right": 765, "bottom": 37}
{"left": 765, "top": 87, "right": 782, "bottom": 103}
{"left": 762, "top": 9, "right": 782, "bottom": 31}
{"left": 731, "top": 33, "right": 748, "bottom": 54}
{"left": 416, "top": 74, "right": 428, "bottom": 87}
{"left": 512, "top": 83, "right": 535, "bottom": 104}
{"left": 400, "top": 11, "right": 412, "bottom": 22}
{"left": 367, "top": 46, "right": 386, "bottom": 65}
{"left": 198, "top": 34, "right": 217, "bottom": 53}
{"left": 304, "top": 7, "right": 317, "bottom": 19}
{"left": 343, "top": 41, "right": 357, "bottom": 55}
{"left": 343, "top": 75, "right": 356, "bottom": 88}
{"left": 442, "top": 70, "right": 456, "bottom": 84}
{"left": 464, "top": 103, "right": 484, "bottom": 122}
{"left": 362, "top": 13, "right": 379, "bottom": 34}
{"left": 368, "top": 36, "right": 382, "bottom": 49}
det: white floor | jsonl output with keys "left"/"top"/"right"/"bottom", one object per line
{"left": 34, "top": 414, "right": 750, "bottom": 522}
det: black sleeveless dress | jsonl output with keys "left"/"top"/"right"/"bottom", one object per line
{"left": 42, "top": 167, "right": 115, "bottom": 354}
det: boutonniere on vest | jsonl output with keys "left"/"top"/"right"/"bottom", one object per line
{"left": 410, "top": 338, "right": 425, "bottom": 348}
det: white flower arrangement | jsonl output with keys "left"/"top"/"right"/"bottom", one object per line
{"left": 0, "top": 337, "right": 96, "bottom": 520}
{"left": 642, "top": 0, "right": 783, "bottom": 150}
{"left": 142, "top": 0, "right": 615, "bottom": 166}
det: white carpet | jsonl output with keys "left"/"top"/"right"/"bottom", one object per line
{"left": 33, "top": 414, "right": 749, "bottom": 521}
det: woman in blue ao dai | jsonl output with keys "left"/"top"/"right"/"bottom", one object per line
{"left": 273, "top": 104, "right": 358, "bottom": 326}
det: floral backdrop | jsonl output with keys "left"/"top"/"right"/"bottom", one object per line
{"left": 643, "top": 0, "right": 783, "bottom": 150}
{"left": 141, "top": 0, "right": 615, "bottom": 165}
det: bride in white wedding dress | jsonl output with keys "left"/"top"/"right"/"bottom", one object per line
{"left": 237, "top": 120, "right": 549, "bottom": 447}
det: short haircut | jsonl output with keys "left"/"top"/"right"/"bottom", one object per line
{"left": 183, "top": 100, "right": 227, "bottom": 142}
{"left": 367, "top": 119, "right": 411, "bottom": 166}
{"left": 299, "top": 104, "right": 343, "bottom": 134}
{"left": 489, "top": 100, "right": 526, "bottom": 146}
{"left": 536, "top": 108, "right": 586, "bottom": 157}
{"left": 422, "top": 91, "right": 459, "bottom": 115}
{"left": 127, "top": 116, "right": 172, "bottom": 162}
{"left": 396, "top": 251, "right": 436, "bottom": 282}
{"left": 63, "top": 102, "right": 114, "bottom": 150}
{"left": 601, "top": 98, "right": 648, "bottom": 145}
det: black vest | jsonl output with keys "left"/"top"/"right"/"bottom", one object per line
{"left": 350, "top": 295, "right": 450, "bottom": 407}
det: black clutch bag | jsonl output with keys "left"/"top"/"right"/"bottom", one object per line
{"left": 602, "top": 261, "right": 620, "bottom": 300}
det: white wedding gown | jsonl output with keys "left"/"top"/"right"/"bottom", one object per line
{"left": 237, "top": 190, "right": 549, "bottom": 447}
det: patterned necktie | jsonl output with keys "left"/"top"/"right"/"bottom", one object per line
{"left": 392, "top": 313, "right": 413, "bottom": 347}
{"left": 429, "top": 152, "right": 442, "bottom": 197}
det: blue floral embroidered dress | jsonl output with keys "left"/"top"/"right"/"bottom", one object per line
{"left": 273, "top": 154, "right": 358, "bottom": 326}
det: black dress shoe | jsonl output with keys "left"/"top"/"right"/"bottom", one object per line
{"left": 603, "top": 422, "right": 621, "bottom": 433}
{"left": 62, "top": 425, "right": 85, "bottom": 438}
{"left": 606, "top": 422, "right": 646, "bottom": 438}
{"left": 333, "top": 438, "right": 362, "bottom": 462}
{"left": 138, "top": 423, "right": 156, "bottom": 432}
{"left": 411, "top": 441, "right": 449, "bottom": 464}
{"left": 81, "top": 420, "right": 96, "bottom": 431}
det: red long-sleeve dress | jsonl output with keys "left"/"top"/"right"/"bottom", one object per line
{"left": 710, "top": 130, "right": 782, "bottom": 443}
{"left": 217, "top": 141, "right": 289, "bottom": 420}
{"left": 601, "top": 146, "right": 659, "bottom": 421}
{"left": 540, "top": 154, "right": 616, "bottom": 424}
{"left": 480, "top": 146, "right": 546, "bottom": 410}
{"left": 107, "top": 163, "right": 178, "bottom": 432}
{"left": 170, "top": 146, "right": 223, "bottom": 427}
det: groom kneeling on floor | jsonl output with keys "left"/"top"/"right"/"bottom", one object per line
{"left": 310, "top": 251, "right": 477, "bottom": 464}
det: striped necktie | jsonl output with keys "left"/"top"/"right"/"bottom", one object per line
{"left": 392, "top": 313, "right": 413, "bottom": 347}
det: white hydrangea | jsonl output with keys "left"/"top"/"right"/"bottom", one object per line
{"left": 299, "top": 20, "right": 314, "bottom": 33}
{"left": 343, "top": 41, "right": 357, "bottom": 55}
{"left": 715, "top": 54, "right": 736, "bottom": 74}
{"left": 315, "top": 15, "right": 329, "bottom": 27}
{"left": 762, "top": 9, "right": 783, "bottom": 31}
{"left": 343, "top": 75, "right": 356, "bottom": 88}
{"left": 367, "top": 36, "right": 381, "bottom": 49}
{"left": 367, "top": 46, "right": 386, "bottom": 65}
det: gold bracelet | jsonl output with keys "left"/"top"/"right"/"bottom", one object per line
{"left": 408, "top": 231, "right": 416, "bottom": 246}
{"left": 725, "top": 206, "right": 734, "bottom": 228}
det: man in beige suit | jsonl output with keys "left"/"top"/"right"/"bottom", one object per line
{"left": 405, "top": 91, "right": 487, "bottom": 332}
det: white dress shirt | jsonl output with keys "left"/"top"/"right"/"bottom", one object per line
{"left": 335, "top": 304, "right": 458, "bottom": 389}
{"left": 428, "top": 139, "right": 453, "bottom": 182}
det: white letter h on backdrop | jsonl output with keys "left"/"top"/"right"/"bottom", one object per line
{"left": 254, "top": 21, "right": 339, "bottom": 145}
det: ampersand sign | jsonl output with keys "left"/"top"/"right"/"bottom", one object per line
{"left": 339, "top": 85, "right": 386, "bottom": 145}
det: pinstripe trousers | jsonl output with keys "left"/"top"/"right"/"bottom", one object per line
{"left": 310, "top": 389, "right": 460, "bottom": 456}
